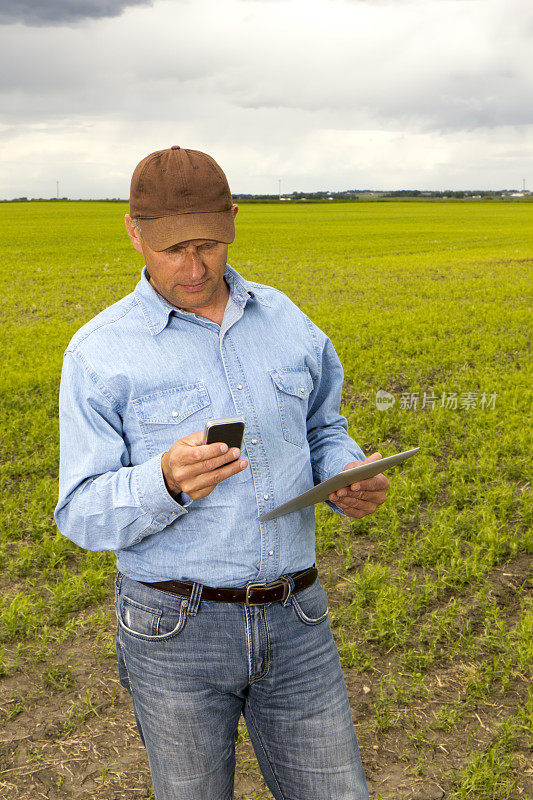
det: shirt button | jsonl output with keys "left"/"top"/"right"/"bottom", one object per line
{"left": 263, "top": 493, "right": 269, "bottom": 500}
{"left": 251, "top": 438, "right": 258, "bottom": 445}
{"left": 236, "top": 384, "right": 243, "bottom": 390}
{"left": 268, "top": 550, "right": 274, "bottom": 556}
{"left": 171, "top": 410, "right": 179, "bottom": 417}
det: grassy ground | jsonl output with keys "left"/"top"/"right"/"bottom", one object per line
{"left": 0, "top": 200, "right": 531, "bottom": 799}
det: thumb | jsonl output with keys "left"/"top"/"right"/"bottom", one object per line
{"left": 343, "top": 451, "right": 383, "bottom": 471}
{"left": 364, "top": 451, "right": 383, "bottom": 463}
{"left": 181, "top": 430, "right": 206, "bottom": 447}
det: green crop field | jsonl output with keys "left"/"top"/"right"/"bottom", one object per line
{"left": 0, "top": 200, "right": 531, "bottom": 799}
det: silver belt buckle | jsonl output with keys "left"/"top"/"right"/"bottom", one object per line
{"left": 245, "top": 578, "right": 289, "bottom": 606}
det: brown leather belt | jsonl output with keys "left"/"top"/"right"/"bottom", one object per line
{"left": 138, "top": 565, "right": 318, "bottom": 606}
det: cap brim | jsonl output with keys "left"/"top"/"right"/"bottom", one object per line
{"left": 137, "top": 211, "right": 235, "bottom": 251}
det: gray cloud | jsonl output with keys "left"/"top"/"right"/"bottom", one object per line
{"left": 2, "top": 0, "right": 531, "bottom": 133}
{"left": 0, "top": 0, "right": 153, "bottom": 27}
{"left": 0, "top": 0, "right": 531, "bottom": 197}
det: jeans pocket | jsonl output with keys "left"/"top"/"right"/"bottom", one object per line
{"left": 291, "top": 580, "right": 329, "bottom": 625}
{"left": 116, "top": 585, "right": 188, "bottom": 642}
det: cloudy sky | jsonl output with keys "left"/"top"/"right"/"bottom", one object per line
{"left": 1, "top": 0, "right": 532, "bottom": 198}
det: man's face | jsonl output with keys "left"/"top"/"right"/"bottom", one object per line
{"left": 125, "top": 207, "right": 238, "bottom": 321}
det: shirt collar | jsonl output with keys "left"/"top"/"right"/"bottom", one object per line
{"left": 134, "top": 264, "right": 270, "bottom": 336}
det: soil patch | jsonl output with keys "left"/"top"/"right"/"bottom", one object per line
{"left": 0, "top": 551, "right": 530, "bottom": 799}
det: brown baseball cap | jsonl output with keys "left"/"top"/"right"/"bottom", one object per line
{"left": 129, "top": 146, "right": 235, "bottom": 251}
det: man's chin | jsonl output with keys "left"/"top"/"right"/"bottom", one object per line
{"left": 173, "top": 287, "right": 214, "bottom": 311}
{"left": 176, "top": 287, "right": 208, "bottom": 302}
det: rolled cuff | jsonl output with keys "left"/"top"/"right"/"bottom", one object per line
{"left": 317, "top": 445, "right": 366, "bottom": 517}
{"left": 132, "top": 454, "right": 192, "bottom": 519}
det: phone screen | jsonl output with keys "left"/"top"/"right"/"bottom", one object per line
{"left": 203, "top": 417, "right": 246, "bottom": 454}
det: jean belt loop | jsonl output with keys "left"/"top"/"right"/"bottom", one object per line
{"left": 115, "top": 571, "right": 123, "bottom": 604}
{"left": 187, "top": 582, "right": 203, "bottom": 616}
{"left": 281, "top": 575, "right": 295, "bottom": 607}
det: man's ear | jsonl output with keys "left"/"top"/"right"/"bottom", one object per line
{"left": 125, "top": 214, "right": 144, "bottom": 255}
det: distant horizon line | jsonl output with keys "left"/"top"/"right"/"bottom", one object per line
{"left": 1, "top": 187, "right": 530, "bottom": 203}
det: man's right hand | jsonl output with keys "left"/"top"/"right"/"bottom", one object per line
{"left": 161, "top": 431, "right": 248, "bottom": 501}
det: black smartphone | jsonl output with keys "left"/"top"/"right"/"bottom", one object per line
{"left": 203, "top": 417, "right": 246, "bottom": 458}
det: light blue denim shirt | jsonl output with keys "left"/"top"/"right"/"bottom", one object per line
{"left": 55, "top": 265, "right": 365, "bottom": 586}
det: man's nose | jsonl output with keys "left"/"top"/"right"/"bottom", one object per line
{"left": 182, "top": 248, "right": 205, "bottom": 279}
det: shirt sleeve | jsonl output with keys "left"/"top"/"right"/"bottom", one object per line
{"left": 304, "top": 320, "right": 366, "bottom": 513}
{"left": 54, "top": 350, "right": 190, "bottom": 552}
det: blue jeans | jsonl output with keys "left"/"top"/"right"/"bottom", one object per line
{"left": 115, "top": 571, "right": 369, "bottom": 800}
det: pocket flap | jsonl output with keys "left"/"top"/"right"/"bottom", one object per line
{"left": 269, "top": 367, "right": 313, "bottom": 399}
{"left": 133, "top": 383, "right": 210, "bottom": 425}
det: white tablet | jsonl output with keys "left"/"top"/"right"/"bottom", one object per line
{"left": 258, "top": 447, "right": 420, "bottom": 522}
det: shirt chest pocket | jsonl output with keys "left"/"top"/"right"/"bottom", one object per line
{"left": 132, "top": 383, "right": 211, "bottom": 457}
{"left": 269, "top": 367, "right": 313, "bottom": 448}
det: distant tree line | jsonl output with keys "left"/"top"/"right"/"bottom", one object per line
{"left": 232, "top": 189, "right": 527, "bottom": 201}
{"left": 2, "top": 190, "right": 529, "bottom": 203}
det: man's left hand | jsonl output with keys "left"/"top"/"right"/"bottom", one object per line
{"left": 328, "top": 452, "right": 390, "bottom": 519}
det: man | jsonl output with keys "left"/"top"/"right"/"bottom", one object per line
{"left": 55, "top": 146, "right": 389, "bottom": 800}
